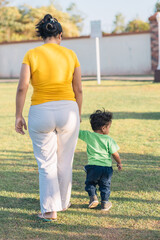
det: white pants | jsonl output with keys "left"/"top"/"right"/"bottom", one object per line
{"left": 28, "top": 100, "right": 80, "bottom": 213}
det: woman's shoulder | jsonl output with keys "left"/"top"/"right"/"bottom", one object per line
{"left": 25, "top": 45, "right": 50, "bottom": 57}
{"left": 24, "top": 47, "right": 37, "bottom": 56}
{"left": 26, "top": 44, "right": 47, "bottom": 53}
{"left": 28, "top": 44, "right": 76, "bottom": 55}
{"left": 60, "top": 45, "right": 74, "bottom": 54}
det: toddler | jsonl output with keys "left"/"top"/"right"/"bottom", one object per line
{"left": 79, "top": 110, "right": 122, "bottom": 211}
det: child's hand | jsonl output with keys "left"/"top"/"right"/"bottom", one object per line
{"left": 117, "top": 164, "right": 122, "bottom": 171}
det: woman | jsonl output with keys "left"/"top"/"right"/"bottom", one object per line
{"left": 15, "top": 14, "right": 82, "bottom": 221}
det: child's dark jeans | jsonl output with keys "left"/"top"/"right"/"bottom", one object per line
{"left": 84, "top": 165, "right": 113, "bottom": 202}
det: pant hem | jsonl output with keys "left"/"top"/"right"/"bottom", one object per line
{"left": 41, "top": 208, "right": 63, "bottom": 214}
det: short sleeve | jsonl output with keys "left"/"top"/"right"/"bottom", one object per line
{"left": 71, "top": 50, "right": 80, "bottom": 68}
{"left": 22, "top": 50, "right": 31, "bottom": 66}
{"left": 75, "top": 54, "right": 80, "bottom": 68}
{"left": 108, "top": 138, "right": 120, "bottom": 154}
{"left": 79, "top": 130, "right": 88, "bottom": 141}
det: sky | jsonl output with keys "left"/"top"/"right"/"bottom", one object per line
{"left": 10, "top": 0, "right": 158, "bottom": 35}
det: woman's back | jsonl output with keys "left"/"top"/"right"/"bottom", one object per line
{"left": 23, "top": 43, "right": 80, "bottom": 105}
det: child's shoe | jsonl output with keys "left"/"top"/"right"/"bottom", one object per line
{"left": 88, "top": 195, "right": 99, "bottom": 208}
{"left": 101, "top": 201, "right": 112, "bottom": 211}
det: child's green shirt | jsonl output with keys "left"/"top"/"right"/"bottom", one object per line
{"left": 79, "top": 130, "right": 119, "bottom": 167}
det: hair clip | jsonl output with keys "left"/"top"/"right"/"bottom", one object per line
{"left": 50, "top": 18, "right": 58, "bottom": 23}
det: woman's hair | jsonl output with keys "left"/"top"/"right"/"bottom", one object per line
{"left": 36, "top": 14, "right": 63, "bottom": 40}
{"left": 90, "top": 109, "right": 113, "bottom": 131}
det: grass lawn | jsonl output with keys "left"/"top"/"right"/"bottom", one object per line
{"left": 0, "top": 80, "right": 160, "bottom": 240}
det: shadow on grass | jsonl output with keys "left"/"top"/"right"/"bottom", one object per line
{"left": 2, "top": 150, "right": 157, "bottom": 194}
{"left": 110, "top": 196, "right": 160, "bottom": 204}
{"left": 73, "top": 152, "right": 160, "bottom": 192}
{"left": 0, "top": 196, "right": 39, "bottom": 211}
{"left": 1, "top": 150, "right": 159, "bottom": 195}
{"left": 0, "top": 171, "right": 39, "bottom": 193}
{"left": 67, "top": 208, "right": 160, "bottom": 221}
{"left": 0, "top": 162, "right": 36, "bottom": 168}
{"left": 68, "top": 209, "right": 160, "bottom": 221}
{"left": 72, "top": 168, "right": 159, "bottom": 193}
{"left": 1, "top": 209, "right": 159, "bottom": 240}
{"left": 120, "top": 152, "right": 159, "bottom": 166}
{"left": 0, "top": 150, "right": 33, "bottom": 154}
{"left": 0, "top": 150, "right": 160, "bottom": 240}
{"left": 82, "top": 112, "right": 160, "bottom": 120}
{"left": 0, "top": 150, "right": 36, "bottom": 167}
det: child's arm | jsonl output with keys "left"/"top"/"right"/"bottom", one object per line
{"left": 112, "top": 152, "right": 122, "bottom": 171}
{"left": 78, "top": 130, "right": 88, "bottom": 142}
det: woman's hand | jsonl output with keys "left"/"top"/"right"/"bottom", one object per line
{"left": 15, "top": 117, "right": 27, "bottom": 135}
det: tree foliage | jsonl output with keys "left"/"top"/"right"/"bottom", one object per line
{"left": 155, "top": 1, "right": 160, "bottom": 12}
{"left": 0, "top": 2, "right": 83, "bottom": 42}
{"left": 111, "top": 13, "right": 150, "bottom": 34}
{"left": 0, "top": 0, "right": 9, "bottom": 7}
{"left": 125, "top": 19, "right": 150, "bottom": 32}
{"left": 112, "top": 13, "right": 125, "bottom": 33}
{"left": 66, "top": 2, "right": 85, "bottom": 32}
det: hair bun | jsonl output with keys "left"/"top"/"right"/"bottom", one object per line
{"left": 44, "top": 14, "right": 59, "bottom": 33}
{"left": 36, "top": 14, "right": 62, "bottom": 39}
{"left": 43, "top": 14, "right": 53, "bottom": 23}
{"left": 46, "top": 22, "right": 56, "bottom": 32}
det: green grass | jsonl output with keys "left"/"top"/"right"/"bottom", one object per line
{"left": 0, "top": 80, "right": 160, "bottom": 240}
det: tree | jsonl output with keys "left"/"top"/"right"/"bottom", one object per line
{"left": 0, "top": 2, "right": 83, "bottom": 42}
{"left": 155, "top": 1, "right": 160, "bottom": 12}
{"left": 66, "top": 2, "right": 85, "bottom": 32}
{"left": 112, "top": 13, "right": 126, "bottom": 33}
{"left": 0, "top": 6, "right": 24, "bottom": 41}
{"left": 0, "top": 0, "right": 9, "bottom": 7}
{"left": 125, "top": 19, "right": 150, "bottom": 32}
{"left": 32, "top": 4, "right": 80, "bottom": 37}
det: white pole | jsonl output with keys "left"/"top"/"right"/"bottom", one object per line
{"left": 96, "top": 37, "right": 101, "bottom": 84}
{"left": 156, "top": 12, "right": 160, "bottom": 70}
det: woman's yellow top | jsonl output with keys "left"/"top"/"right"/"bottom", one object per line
{"left": 23, "top": 43, "right": 80, "bottom": 105}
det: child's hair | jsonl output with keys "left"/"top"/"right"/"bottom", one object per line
{"left": 90, "top": 109, "right": 113, "bottom": 131}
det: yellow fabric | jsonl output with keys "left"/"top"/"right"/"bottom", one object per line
{"left": 23, "top": 43, "right": 80, "bottom": 105}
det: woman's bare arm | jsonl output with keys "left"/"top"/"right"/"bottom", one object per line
{"left": 15, "top": 64, "right": 30, "bottom": 134}
{"left": 72, "top": 66, "right": 82, "bottom": 120}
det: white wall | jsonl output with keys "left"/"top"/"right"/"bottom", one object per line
{"left": 0, "top": 42, "right": 41, "bottom": 78}
{"left": 0, "top": 32, "right": 151, "bottom": 78}
{"left": 99, "top": 34, "right": 151, "bottom": 75}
